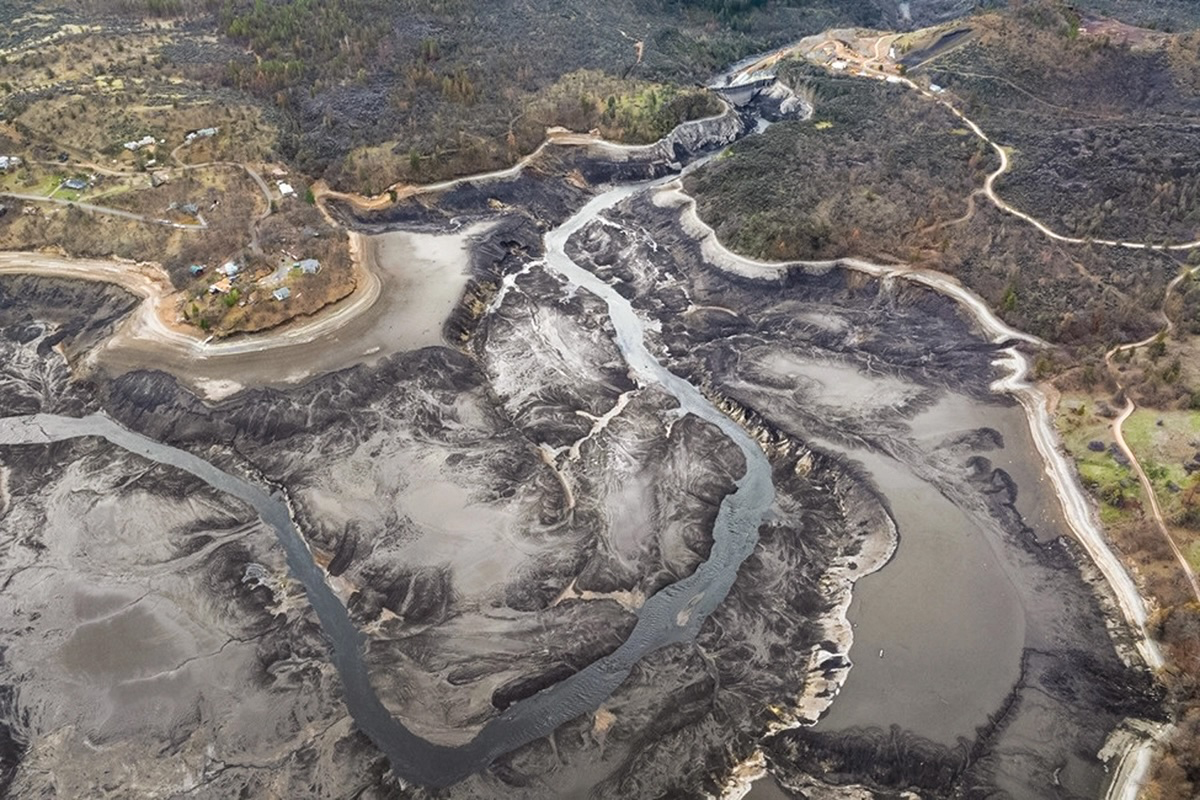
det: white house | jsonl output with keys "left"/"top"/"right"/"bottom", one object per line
{"left": 123, "top": 135, "right": 156, "bottom": 152}
{"left": 185, "top": 127, "right": 219, "bottom": 143}
{"left": 277, "top": 181, "right": 296, "bottom": 198}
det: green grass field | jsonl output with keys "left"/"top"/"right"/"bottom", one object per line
{"left": 1057, "top": 394, "right": 1143, "bottom": 519}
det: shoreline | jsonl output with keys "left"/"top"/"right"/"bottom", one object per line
{"left": 660, "top": 179, "right": 1165, "bottom": 798}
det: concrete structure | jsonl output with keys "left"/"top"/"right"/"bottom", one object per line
{"left": 711, "top": 73, "right": 776, "bottom": 107}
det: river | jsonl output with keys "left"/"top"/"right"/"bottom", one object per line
{"left": 0, "top": 51, "right": 1164, "bottom": 796}
{"left": 0, "top": 166, "right": 779, "bottom": 787}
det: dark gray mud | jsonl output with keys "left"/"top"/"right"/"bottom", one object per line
{"left": 565, "top": 193, "right": 1163, "bottom": 797}
{"left": 0, "top": 84, "right": 1163, "bottom": 800}
{"left": 0, "top": 93, "right": 886, "bottom": 795}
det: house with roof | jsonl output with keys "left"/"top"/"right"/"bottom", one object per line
{"left": 0, "top": 156, "right": 21, "bottom": 172}
{"left": 209, "top": 277, "right": 233, "bottom": 294}
{"left": 294, "top": 258, "right": 321, "bottom": 275}
{"left": 61, "top": 178, "right": 88, "bottom": 191}
{"left": 219, "top": 262, "right": 241, "bottom": 278}
{"left": 123, "top": 135, "right": 156, "bottom": 152}
{"left": 189, "top": 265, "right": 205, "bottom": 277}
{"left": 185, "top": 127, "right": 219, "bottom": 143}
{"left": 272, "top": 287, "right": 291, "bottom": 301}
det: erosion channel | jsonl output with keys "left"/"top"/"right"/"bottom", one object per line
{"left": 0, "top": 61, "right": 1164, "bottom": 799}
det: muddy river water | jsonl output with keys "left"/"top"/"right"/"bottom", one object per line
{"left": 0, "top": 175, "right": 779, "bottom": 787}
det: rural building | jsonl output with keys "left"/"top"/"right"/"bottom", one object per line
{"left": 185, "top": 127, "right": 219, "bottom": 143}
{"left": 295, "top": 258, "right": 321, "bottom": 274}
{"left": 189, "top": 265, "right": 205, "bottom": 276}
{"left": 62, "top": 178, "right": 88, "bottom": 191}
{"left": 123, "top": 135, "right": 156, "bottom": 151}
{"left": 219, "top": 262, "right": 241, "bottom": 277}
{"left": 209, "top": 278, "right": 232, "bottom": 294}
{"left": 277, "top": 181, "right": 296, "bottom": 198}
{"left": 273, "top": 287, "right": 291, "bottom": 301}
{"left": 0, "top": 156, "right": 21, "bottom": 172}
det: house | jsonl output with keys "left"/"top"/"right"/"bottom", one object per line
{"left": 151, "top": 171, "right": 171, "bottom": 187}
{"left": 189, "top": 265, "right": 205, "bottom": 277}
{"left": 209, "top": 278, "right": 232, "bottom": 294}
{"left": 62, "top": 178, "right": 88, "bottom": 191}
{"left": 272, "top": 287, "right": 291, "bottom": 301}
{"left": 929, "top": 83, "right": 945, "bottom": 94}
{"left": 185, "top": 127, "right": 219, "bottom": 143}
{"left": 0, "top": 156, "right": 20, "bottom": 172}
{"left": 830, "top": 60, "right": 848, "bottom": 71}
{"left": 219, "top": 262, "right": 240, "bottom": 278}
{"left": 123, "top": 135, "right": 156, "bottom": 152}
{"left": 277, "top": 181, "right": 295, "bottom": 198}
{"left": 178, "top": 203, "right": 199, "bottom": 217}
{"left": 294, "top": 258, "right": 320, "bottom": 275}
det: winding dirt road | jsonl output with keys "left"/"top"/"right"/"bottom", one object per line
{"left": 0, "top": 191, "right": 208, "bottom": 230}
{"left": 1104, "top": 269, "right": 1200, "bottom": 606}
{"left": 752, "top": 32, "right": 1200, "bottom": 252}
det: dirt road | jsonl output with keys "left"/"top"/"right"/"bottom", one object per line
{"left": 0, "top": 191, "right": 207, "bottom": 230}
{"left": 1104, "top": 269, "right": 1200, "bottom": 606}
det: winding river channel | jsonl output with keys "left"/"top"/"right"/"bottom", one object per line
{"left": 0, "top": 42, "right": 1170, "bottom": 795}
{"left": 0, "top": 175, "right": 777, "bottom": 787}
